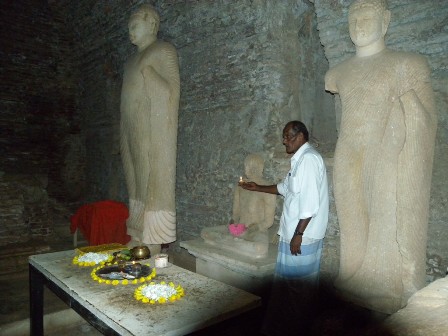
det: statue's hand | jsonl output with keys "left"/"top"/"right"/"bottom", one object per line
{"left": 271, "top": 234, "right": 279, "bottom": 245}
{"left": 142, "top": 65, "right": 156, "bottom": 79}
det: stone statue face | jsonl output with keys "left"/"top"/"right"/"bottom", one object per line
{"left": 348, "top": 7, "right": 385, "bottom": 47}
{"left": 128, "top": 16, "right": 151, "bottom": 46}
{"left": 128, "top": 7, "right": 159, "bottom": 47}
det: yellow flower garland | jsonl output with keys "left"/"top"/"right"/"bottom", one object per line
{"left": 90, "top": 263, "right": 156, "bottom": 285}
{"left": 72, "top": 253, "right": 113, "bottom": 267}
{"left": 134, "top": 281, "right": 184, "bottom": 304}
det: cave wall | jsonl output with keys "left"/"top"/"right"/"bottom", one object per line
{"left": 0, "top": 0, "right": 80, "bottom": 245}
{"left": 165, "top": 0, "right": 335, "bottom": 240}
{"left": 55, "top": 0, "right": 333, "bottom": 242}
{"left": 2, "top": 0, "right": 444, "bottom": 282}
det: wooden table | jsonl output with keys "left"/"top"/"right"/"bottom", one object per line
{"left": 29, "top": 250, "right": 261, "bottom": 335}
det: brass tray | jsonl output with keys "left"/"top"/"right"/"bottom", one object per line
{"left": 96, "top": 264, "right": 152, "bottom": 280}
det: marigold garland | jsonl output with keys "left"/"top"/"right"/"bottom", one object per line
{"left": 90, "top": 263, "right": 156, "bottom": 285}
{"left": 134, "top": 281, "right": 184, "bottom": 304}
{"left": 72, "top": 252, "right": 113, "bottom": 267}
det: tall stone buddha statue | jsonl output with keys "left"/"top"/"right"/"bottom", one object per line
{"left": 120, "top": 4, "right": 180, "bottom": 250}
{"left": 325, "top": 0, "right": 437, "bottom": 313}
{"left": 201, "top": 153, "right": 277, "bottom": 259}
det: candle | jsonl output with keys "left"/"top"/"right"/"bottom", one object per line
{"left": 239, "top": 176, "right": 243, "bottom": 183}
{"left": 155, "top": 254, "right": 168, "bottom": 268}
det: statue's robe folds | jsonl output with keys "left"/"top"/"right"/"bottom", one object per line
{"left": 325, "top": 49, "right": 437, "bottom": 314}
{"left": 120, "top": 41, "right": 180, "bottom": 245}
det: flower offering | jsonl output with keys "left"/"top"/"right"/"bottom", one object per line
{"left": 228, "top": 223, "right": 247, "bottom": 237}
{"left": 134, "top": 281, "right": 184, "bottom": 304}
{"left": 72, "top": 252, "right": 113, "bottom": 267}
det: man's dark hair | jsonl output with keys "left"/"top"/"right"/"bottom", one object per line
{"left": 286, "top": 121, "right": 309, "bottom": 141}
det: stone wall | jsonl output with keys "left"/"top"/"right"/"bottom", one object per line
{"left": 3, "top": 0, "right": 444, "bottom": 282}
{"left": 0, "top": 0, "right": 81, "bottom": 244}
{"left": 0, "top": 174, "right": 49, "bottom": 246}
{"left": 167, "top": 0, "right": 335, "bottom": 240}
{"left": 314, "top": 0, "right": 448, "bottom": 280}
{"left": 50, "top": 1, "right": 136, "bottom": 202}
{"left": 50, "top": 0, "right": 446, "bottom": 282}
{"left": 55, "top": 0, "right": 333, "bottom": 240}
{"left": 0, "top": 0, "right": 80, "bottom": 190}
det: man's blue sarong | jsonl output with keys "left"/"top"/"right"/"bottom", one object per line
{"left": 275, "top": 237, "right": 323, "bottom": 282}
{"left": 262, "top": 237, "right": 324, "bottom": 336}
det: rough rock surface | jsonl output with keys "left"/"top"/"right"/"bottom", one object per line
{"left": 382, "top": 276, "right": 448, "bottom": 335}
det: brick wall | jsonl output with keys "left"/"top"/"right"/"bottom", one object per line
{"left": 0, "top": 0, "right": 81, "bottom": 244}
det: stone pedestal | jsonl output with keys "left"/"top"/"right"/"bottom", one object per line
{"left": 180, "top": 239, "right": 277, "bottom": 295}
{"left": 381, "top": 276, "right": 448, "bottom": 335}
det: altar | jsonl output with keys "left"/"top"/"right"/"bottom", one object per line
{"left": 29, "top": 250, "right": 261, "bottom": 335}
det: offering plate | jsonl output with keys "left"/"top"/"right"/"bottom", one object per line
{"left": 96, "top": 264, "right": 152, "bottom": 280}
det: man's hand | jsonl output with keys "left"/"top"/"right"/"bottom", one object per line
{"left": 239, "top": 181, "right": 258, "bottom": 191}
{"left": 290, "top": 235, "right": 302, "bottom": 255}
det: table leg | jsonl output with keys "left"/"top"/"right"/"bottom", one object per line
{"left": 29, "top": 264, "right": 44, "bottom": 335}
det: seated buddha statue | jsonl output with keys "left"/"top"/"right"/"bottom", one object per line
{"left": 201, "top": 153, "right": 277, "bottom": 259}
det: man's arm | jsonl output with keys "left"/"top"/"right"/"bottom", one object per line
{"left": 239, "top": 182, "right": 279, "bottom": 195}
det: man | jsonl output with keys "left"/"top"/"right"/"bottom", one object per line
{"left": 120, "top": 4, "right": 180, "bottom": 251}
{"left": 325, "top": 0, "right": 437, "bottom": 313}
{"left": 241, "top": 121, "right": 329, "bottom": 335}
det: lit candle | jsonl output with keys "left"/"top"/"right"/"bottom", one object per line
{"left": 239, "top": 176, "right": 243, "bottom": 183}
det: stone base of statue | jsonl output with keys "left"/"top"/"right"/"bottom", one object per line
{"left": 201, "top": 225, "right": 271, "bottom": 259}
{"left": 180, "top": 237, "right": 277, "bottom": 295}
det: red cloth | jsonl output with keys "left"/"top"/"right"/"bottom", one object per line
{"left": 70, "top": 200, "right": 130, "bottom": 245}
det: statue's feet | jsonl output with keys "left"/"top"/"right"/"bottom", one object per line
{"left": 127, "top": 238, "right": 141, "bottom": 248}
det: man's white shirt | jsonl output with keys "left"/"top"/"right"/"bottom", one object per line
{"left": 277, "top": 142, "right": 329, "bottom": 241}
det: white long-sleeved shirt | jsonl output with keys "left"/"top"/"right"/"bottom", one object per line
{"left": 277, "top": 142, "right": 329, "bottom": 240}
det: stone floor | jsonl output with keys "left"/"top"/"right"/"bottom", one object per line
{"left": 0, "top": 212, "right": 392, "bottom": 336}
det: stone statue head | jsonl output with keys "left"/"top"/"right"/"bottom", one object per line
{"left": 348, "top": 0, "right": 391, "bottom": 48}
{"left": 244, "top": 154, "right": 264, "bottom": 179}
{"left": 129, "top": 4, "right": 160, "bottom": 39}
